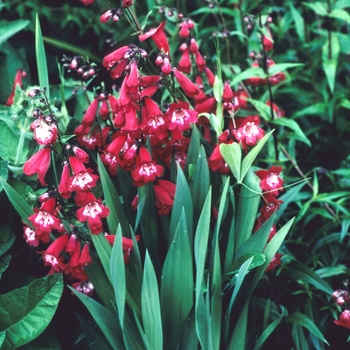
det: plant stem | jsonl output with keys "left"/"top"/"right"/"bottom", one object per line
{"left": 15, "top": 117, "right": 30, "bottom": 167}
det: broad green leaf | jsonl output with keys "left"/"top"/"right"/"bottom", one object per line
{"left": 161, "top": 210, "right": 193, "bottom": 350}
{"left": 0, "top": 274, "right": 63, "bottom": 349}
{"left": 97, "top": 155, "right": 129, "bottom": 236}
{"left": 169, "top": 164, "right": 193, "bottom": 245}
{"left": 232, "top": 67, "right": 266, "bottom": 86}
{"left": 190, "top": 146, "right": 210, "bottom": 223}
{"left": 328, "top": 8, "right": 350, "bottom": 23}
{"left": 228, "top": 302, "right": 248, "bottom": 349}
{"left": 267, "top": 63, "right": 304, "bottom": 76}
{"left": 235, "top": 169, "right": 262, "bottom": 252}
{"left": 315, "top": 265, "right": 347, "bottom": 278}
{"left": 0, "top": 254, "right": 11, "bottom": 280}
{"left": 0, "top": 20, "right": 30, "bottom": 45}
{"left": 0, "top": 159, "right": 9, "bottom": 192}
{"left": 303, "top": 2, "right": 328, "bottom": 16}
{"left": 0, "top": 178, "right": 33, "bottom": 227}
{"left": 110, "top": 225, "right": 126, "bottom": 329}
{"left": 220, "top": 143, "right": 242, "bottom": 181}
{"left": 35, "top": 14, "right": 50, "bottom": 100}
{"left": 0, "top": 224, "right": 14, "bottom": 257}
{"left": 70, "top": 287, "right": 125, "bottom": 350}
{"left": 287, "top": 312, "right": 329, "bottom": 345}
{"left": 178, "top": 307, "right": 198, "bottom": 350}
{"left": 271, "top": 118, "right": 311, "bottom": 146}
{"left": 142, "top": 251, "right": 163, "bottom": 350}
{"left": 185, "top": 125, "right": 201, "bottom": 175}
{"left": 240, "top": 129, "right": 274, "bottom": 182}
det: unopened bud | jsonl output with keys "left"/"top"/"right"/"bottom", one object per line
{"left": 155, "top": 56, "right": 163, "bottom": 66}
{"left": 28, "top": 88, "right": 41, "bottom": 98}
{"left": 100, "top": 9, "right": 114, "bottom": 24}
{"left": 112, "top": 15, "right": 120, "bottom": 22}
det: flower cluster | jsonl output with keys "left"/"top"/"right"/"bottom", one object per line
{"left": 332, "top": 286, "right": 350, "bottom": 329}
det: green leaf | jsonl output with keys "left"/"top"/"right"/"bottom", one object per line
{"left": 35, "top": 14, "right": 50, "bottom": 100}
{"left": 142, "top": 251, "right": 163, "bottom": 350}
{"left": 0, "top": 274, "right": 63, "bottom": 349}
{"left": 231, "top": 67, "right": 266, "bottom": 86}
{"left": 0, "top": 178, "right": 33, "bottom": 227}
{"left": 97, "top": 155, "right": 129, "bottom": 236}
{"left": 220, "top": 143, "right": 242, "bottom": 181}
{"left": 303, "top": 2, "right": 328, "bottom": 16}
{"left": 328, "top": 8, "right": 350, "bottom": 23}
{"left": 110, "top": 225, "right": 126, "bottom": 329}
{"left": 161, "top": 210, "right": 193, "bottom": 350}
{"left": 240, "top": 129, "right": 274, "bottom": 182}
{"left": 267, "top": 63, "right": 304, "bottom": 76}
{"left": 169, "top": 164, "right": 193, "bottom": 245}
{"left": 271, "top": 118, "right": 311, "bottom": 146}
{"left": 322, "top": 33, "right": 340, "bottom": 94}
{"left": 228, "top": 302, "right": 248, "bottom": 349}
{"left": 235, "top": 169, "right": 262, "bottom": 252}
{"left": 289, "top": 3, "right": 305, "bottom": 42}
{"left": 185, "top": 125, "right": 201, "bottom": 175}
{"left": 0, "top": 224, "right": 15, "bottom": 257}
{"left": 0, "top": 160, "right": 8, "bottom": 192}
{"left": 70, "top": 287, "right": 125, "bottom": 350}
{"left": 90, "top": 233, "right": 112, "bottom": 283}
{"left": 0, "top": 254, "right": 11, "bottom": 280}
{"left": 247, "top": 98, "right": 273, "bottom": 121}
{"left": 0, "top": 20, "right": 30, "bottom": 45}
{"left": 287, "top": 312, "right": 329, "bottom": 345}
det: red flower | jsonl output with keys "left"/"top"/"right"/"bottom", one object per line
{"left": 165, "top": 101, "right": 198, "bottom": 132}
{"left": 139, "top": 22, "right": 170, "bottom": 55}
{"left": 5, "top": 69, "right": 26, "bottom": 106}
{"left": 42, "top": 234, "right": 69, "bottom": 272}
{"left": 105, "top": 234, "right": 140, "bottom": 263}
{"left": 75, "top": 192, "right": 110, "bottom": 234}
{"left": 232, "top": 116, "right": 265, "bottom": 151}
{"left": 173, "top": 69, "right": 200, "bottom": 98}
{"left": 30, "top": 118, "right": 58, "bottom": 145}
{"left": 71, "top": 281, "right": 94, "bottom": 296}
{"left": 154, "top": 179, "right": 176, "bottom": 215}
{"left": 122, "top": 0, "right": 133, "bottom": 8}
{"left": 67, "top": 156, "right": 99, "bottom": 192}
{"left": 58, "top": 163, "right": 71, "bottom": 199}
{"left": 103, "top": 46, "right": 130, "bottom": 70}
{"left": 255, "top": 166, "right": 284, "bottom": 196}
{"left": 262, "top": 27, "right": 274, "bottom": 51}
{"left": 82, "top": 97, "right": 99, "bottom": 126}
{"left": 23, "top": 147, "right": 51, "bottom": 186}
{"left": 23, "top": 226, "right": 39, "bottom": 247}
{"left": 265, "top": 253, "right": 283, "bottom": 273}
{"left": 177, "top": 48, "right": 192, "bottom": 73}
{"left": 334, "top": 309, "right": 350, "bottom": 329}
{"left": 28, "top": 198, "right": 62, "bottom": 243}
{"left": 131, "top": 147, "right": 164, "bottom": 186}
{"left": 78, "top": 243, "right": 92, "bottom": 266}
{"left": 78, "top": 0, "right": 94, "bottom": 6}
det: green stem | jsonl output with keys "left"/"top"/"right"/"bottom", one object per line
{"left": 14, "top": 117, "right": 30, "bottom": 167}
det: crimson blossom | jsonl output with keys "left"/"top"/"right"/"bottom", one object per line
{"left": 255, "top": 165, "right": 284, "bottom": 196}
{"left": 334, "top": 309, "right": 350, "bottom": 330}
{"left": 23, "top": 147, "right": 51, "bottom": 187}
{"left": 75, "top": 192, "right": 110, "bottom": 234}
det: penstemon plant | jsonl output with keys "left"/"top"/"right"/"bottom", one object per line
{"left": 1, "top": 0, "right": 349, "bottom": 349}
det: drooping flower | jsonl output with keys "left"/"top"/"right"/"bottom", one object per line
{"left": 173, "top": 69, "right": 200, "bottom": 98}
{"left": 81, "top": 97, "right": 99, "bottom": 126}
{"left": 30, "top": 118, "right": 58, "bottom": 145}
{"left": 334, "top": 309, "right": 350, "bottom": 330}
{"left": 232, "top": 116, "right": 265, "bottom": 151}
{"left": 28, "top": 198, "right": 62, "bottom": 242}
{"left": 154, "top": 179, "right": 176, "bottom": 215}
{"left": 23, "top": 147, "right": 51, "bottom": 186}
{"left": 78, "top": 243, "right": 92, "bottom": 266}
{"left": 42, "top": 234, "right": 69, "bottom": 272}
{"left": 139, "top": 22, "right": 170, "bottom": 55}
{"left": 67, "top": 156, "right": 99, "bottom": 193}
{"left": 131, "top": 147, "right": 164, "bottom": 186}
{"left": 102, "top": 45, "right": 130, "bottom": 70}
{"left": 265, "top": 253, "right": 283, "bottom": 273}
{"left": 255, "top": 165, "right": 284, "bottom": 196}
{"left": 105, "top": 234, "right": 140, "bottom": 263}
{"left": 75, "top": 191, "right": 110, "bottom": 234}
{"left": 58, "top": 163, "right": 71, "bottom": 199}
{"left": 5, "top": 69, "right": 26, "bottom": 106}
{"left": 165, "top": 101, "right": 198, "bottom": 132}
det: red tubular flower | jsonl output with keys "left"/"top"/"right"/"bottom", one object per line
{"left": 266, "top": 100, "right": 285, "bottom": 118}
{"left": 71, "top": 281, "right": 94, "bottom": 296}
{"left": 255, "top": 166, "right": 284, "bottom": 196}
{"left": 79, "top": 0, "right": 94, "bottom": 6}
{"left": 208, "top": 144, "right": 231, "bottom": 174}
{"left": 5, "top": 69, "right": 26, "bottom": 106}
{"left": 103, "top": 46, "right": 130, "bottom": 70}
{"left": 100, "top": 9, "right": 114, "bottom": 23}
{"left": 154, "top": 179, "right": 176, "bottom": 215}
{"left": 131, "top": 147, "right": 164, "bottom": 186}
{"left": 75, "top": 192, "right": 110, "bottom": 234}
{"left": 194, "top": 51, "right": 206, "bottom": 71}
{"left": 105, "top": 234, "right": 140, "bottom": 263}
{"left": 335, "top": 310, "right": 350, "bottom": 329}
{"left": 245, "top": 61, "right": 267, "bottom": 87}
{"left": 42, "top": 234, "right": 69, "bottom": 272}
{"left": 69, "top": 240, "right": 82, "bottom": 268}
{"left": 265, "top": 253, "right": 283, "bottom": 273}
{"left": 179, "top": 21, "right": 190, "bottom": 38}
{"left": 262, "top": 27, "right": 274, "bottom": 51}
{"left": 28, "top": 198, "right": 62, "bottom": 241}
{"left": 178, "top": 48, "right": 192, "bottom": 73}
{"left": 232, "top": 116, "right": 265, "bottom": 151}
{"left": 205, "top": 67, "right": 215, "bottom": 86}
{"left": 68, "top": 156, "right": 99, "bottom": 192}
{"left": 139, "top": 22, "right": 170, "bottom": 55}
{"left": 122, "top": 0, "right": 133, "bottom": 8}
{"left": 161, "top": 57, "right": 172, "bottom": 75}
{"left": 23, "top": 147, "right": 51, "bottom": 186}
{"left": 82, "top": 97, "right": 99, "bottom": 126}
{"left": 72, "top": 146, "right": 89, "bottom": 163}
{"left": 30, "top": 119, "right": 58, "bottom": 145}
{"left": 165, "top": 101, "right": 198, "bottom": 132}
{"left": 78, "top": 243, "right": 92, "bottom": 266}
{"left": 58, "top": 163, "right": 71, "bottom": 199}
{"left": 173, "top": 69, "right": 200, "bottom": 98}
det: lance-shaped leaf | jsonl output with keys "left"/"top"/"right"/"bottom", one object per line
{"left": 0, "top": 274, "right": 63, "bottom": 349}
{"left": 220, "top": 143, "right": 241, "bottom": 181}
